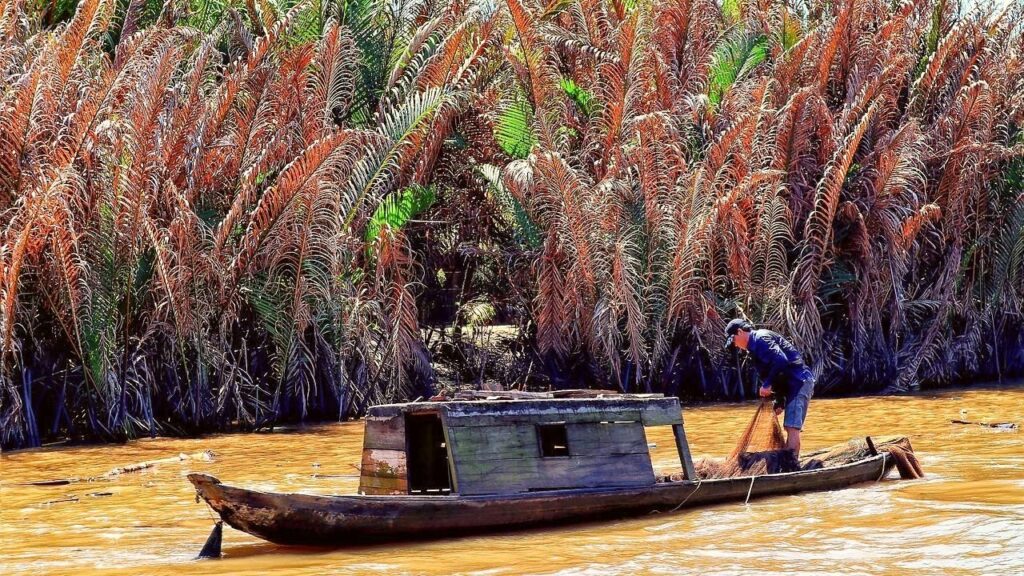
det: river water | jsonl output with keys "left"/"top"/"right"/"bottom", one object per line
{"left": 2, "top": 385, "right": 1023, "bottom": 575}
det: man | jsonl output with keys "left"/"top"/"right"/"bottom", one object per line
{"left": 724, "top": 319, "right": 814, "bottom": 455}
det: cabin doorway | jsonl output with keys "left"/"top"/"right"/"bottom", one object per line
{"left": 405, "top": 413, "right": 453, "bottom": 493}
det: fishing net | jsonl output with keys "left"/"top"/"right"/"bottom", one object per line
{"left": 801, "top": 436, "right": 924, "bottom": 479}
{"left": 728, "top": 399, "right": 787, "bottom": 460}
{"left": 656, "top": 436, "right": 924, "bottom": 482}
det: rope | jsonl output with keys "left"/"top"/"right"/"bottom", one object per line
{"left": 657, "top": 479, "right": 703, "bottom": 514}
{"left": 876, "top": 452, "right": 888, "bottom": 482}
{"left": 744, "top": 475, "right": 756, "bottom": 504}
{"left": 196, "top": 488, "right": 219, "bottom": 522}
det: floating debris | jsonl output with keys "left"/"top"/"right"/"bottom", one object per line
{"left": 951, "top": 419, "right": 1018, "bottom": 430}
{"left": 20, "top": 450, "right": 216, "bottom": 487}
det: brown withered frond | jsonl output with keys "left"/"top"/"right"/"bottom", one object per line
{"left": 3, "top": 0, "right": 1023, "bottom": 445}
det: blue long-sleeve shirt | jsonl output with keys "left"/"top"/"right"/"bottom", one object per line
{"left": 746, "top": 329, "right": 807, "bottom": 401}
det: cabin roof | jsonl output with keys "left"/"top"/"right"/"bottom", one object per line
{"left": 367, "top": 395, "right": 682, "bottom": 427}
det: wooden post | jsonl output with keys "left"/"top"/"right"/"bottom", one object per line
{"left": 673, "top": 424, "right": 696, "bottom": 481}
{"left": 865, "top": 436, "right": 878, "bottom": 456}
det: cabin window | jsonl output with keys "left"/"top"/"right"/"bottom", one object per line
{"left": 405, "top": 413, "right": 453, "bottom": 493}
{"left": 537, "top": 423, "right": 570, "bottom": 457}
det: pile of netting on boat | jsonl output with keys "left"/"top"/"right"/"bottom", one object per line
{"left": 657, "top": 400, "right": 923, "bottom": 481}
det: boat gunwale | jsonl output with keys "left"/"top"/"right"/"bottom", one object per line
{"left": 189, "top": 453, "right": 890, "bottom": 503}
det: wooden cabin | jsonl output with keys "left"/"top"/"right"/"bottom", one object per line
{"left": 357, "top": 395, "right": 696, "bottom": 496}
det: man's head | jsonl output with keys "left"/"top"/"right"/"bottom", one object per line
{"left": 725, "top": 318, "right": 753, "bottom": 350}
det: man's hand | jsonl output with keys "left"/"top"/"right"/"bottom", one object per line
{"left": 759, "top": 385, "right": 772, "bottom": 398}
{"left": 774, "top": 406, "right": 783, "bottom": 416}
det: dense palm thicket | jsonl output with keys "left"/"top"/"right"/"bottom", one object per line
{"left": 2, "top": 0, "right": 1022, "bottom": 448}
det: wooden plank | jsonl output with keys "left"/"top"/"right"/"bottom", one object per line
{"left": 455, "top": 453, "right": 655, "bottom": 495}
{"left": 454, "top": 456, "right": 539, "bottom": 494}
{"left": 362, "top": 413, "right": 405, "bottom": 451}
{"left": 672, "top": 424, "right": 696, "bottom": 480}
{"left": 445, "top": 410, "right": 642, "bottom": 428}
{"left": 451, "top": 389, "right": 659, "bottom": 400}
{"left": 449, "top": 422, "right": 651, "bottom": 463}
{"left": 565, "top": 422, "right": 649, "bottom": 456}
{"left": 358, "top": 475, "right": 408, "bottom": 495}
{"left": 640, "top": 400, "right": 682, "bottom": 426}
{"left": 447, "top": 424, "right": 538, "bottom": 461}
{"left": 442, "top": 398, "right": 675, "bottom": 419}
{"left": 441, "top": 416, "right": 460, "bottom": 494}
{"left": 359, "top": 449, "right": 407, "bottom": 479}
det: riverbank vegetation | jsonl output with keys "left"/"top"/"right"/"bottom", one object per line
{"left": 2, "top": 0, "right": 1022, "bottom": 448}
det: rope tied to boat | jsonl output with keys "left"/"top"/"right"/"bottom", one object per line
{"left": 744, "top": 475, "right": 755, "bottom": 504}
{"left": 661, "top": 479, "right": 703, "bottom": 514}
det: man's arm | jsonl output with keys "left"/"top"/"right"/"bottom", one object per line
{"left": 753, "top": 338, "right": 791, "bottom": 394}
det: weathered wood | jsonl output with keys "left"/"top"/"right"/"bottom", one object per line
{"left": 564, "top": 422, "right": 648, "bottom": 456}
{"left": 451, "top": 389, "right": 661, "bottom": 400}
{"left": 189, "top": 439, "right": 902, "bottom": 546}
{"left": 672, "top": 424, "right": 696, "bottom": 481}
{"left": 359, "top": 449, "right": 407, "bottom": 479}
{"left": 446, "top": 420, "right": 653, "bottom": 495}
{"left": 358, "top": 475, "right": 408, "bottom": 495}
{"left": 950, "top": 419, "right": 1018, "bottom": 429}
{"left": 447, "top": 424, "right": 538, "bottom": 461}
{"left": 441, "top": 417, "right": 460, "bottom": 494}
{"left": 441, "top": 398, "right": 678, "bottom": 420}
{"left": 455, "top": 453, "right": 655, "bottom": 495}
{"left": 369, "top": 398, "right": 682, "bottom": 432}
{"left": 640, "top": 403, "right": 682, "bottom": 427}
{"left": 444, "top": 410, "right": 642, "bottom": 427}
{"left": 359, "top": 410, "right": 408, "bottom": 496}
{"left": 362, "top": 414, "right": 406, "bottom": 450}
{"left": 448, "top": 422, "right": 650, "bottom": 461}
{"left": 358, "top": 447, "right": 407, "bottom": 495}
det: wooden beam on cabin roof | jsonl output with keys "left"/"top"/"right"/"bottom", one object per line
{"left": 441, "top": 398, "right": 679, "bottom": 417}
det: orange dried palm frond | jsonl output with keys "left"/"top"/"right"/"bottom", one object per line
{"left": 792, "top": 101, "right": 878, "bottom": 306}
{"left": 814, "top": 0, "right": 853, "bottom": 91}
{"left": 233, "top": 130, "right": 355, "bottom": 274}
{"left": 305, "top": 20, "right": 357, "bottom": 140}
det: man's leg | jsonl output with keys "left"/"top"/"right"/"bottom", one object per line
{"left": 784, "top": 426, "right": 801, "bottom": 454}
{"left": 782, "top": 393, "right": 809, "bottom": 457}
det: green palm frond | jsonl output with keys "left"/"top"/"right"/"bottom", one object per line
{"left": 495, "top": 98, "right": 535, "bottom": 159}
{"left": 560, "top": 77, "right": 596, "bottom": 117}
{"left": 342, "top": 87, "right": 444, "bottom": 228}
{"left": 707, "top": 28, "right": 768, "bottom": 107}
{"left": 365, "top": 184, "right": 436, "bottom": 245}
{"left": 720, "top": 0, "right": 741, "bottom": 24}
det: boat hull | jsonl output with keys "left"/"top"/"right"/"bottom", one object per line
{"left": 188, "top": 453, "right": 896, "bottom": 546}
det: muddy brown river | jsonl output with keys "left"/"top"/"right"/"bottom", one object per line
{"left": 2, "top": 385, "right": 1023, "bottom": 575}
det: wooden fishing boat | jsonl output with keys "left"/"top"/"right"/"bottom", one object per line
{"left": 189, "top": 394, "right": 903, "bottom": 546}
